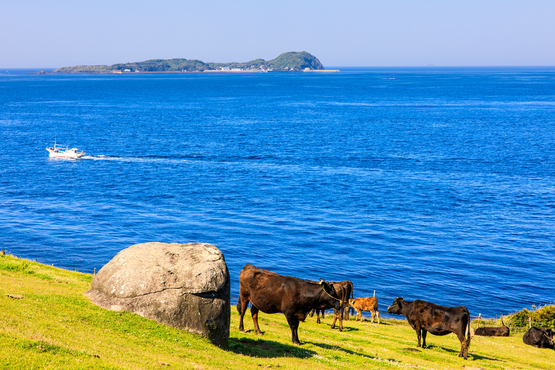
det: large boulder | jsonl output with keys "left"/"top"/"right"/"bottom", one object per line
{"left": 85, "top": 242, "right": 230, "bottom": 348}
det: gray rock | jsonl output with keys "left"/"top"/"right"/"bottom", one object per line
{"left": 85, "top": 242, "right": 230, "bottom": 348}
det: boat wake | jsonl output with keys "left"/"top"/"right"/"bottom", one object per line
{"left": 81, "top": 155, "right": 193, "bottom": 164}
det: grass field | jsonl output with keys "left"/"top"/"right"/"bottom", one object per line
{"left": 1, "top": 253, "right": 554, "bottom": 369}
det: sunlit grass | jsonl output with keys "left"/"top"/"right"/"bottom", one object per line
{"left": 1, "top": 254, "right": 553, "bottom": 369}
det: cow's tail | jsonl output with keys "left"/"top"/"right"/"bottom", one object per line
{"left": 237, "top": 296, "right": 242, "bottom": 315}
{"left": 349, "top": 281, "right": 354, "bottom": 316}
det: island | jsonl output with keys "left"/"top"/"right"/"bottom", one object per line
{"left": 51, "top": 52, "right": 340, "bottom": 74}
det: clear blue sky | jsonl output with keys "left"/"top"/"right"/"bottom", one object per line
{"left": 2, "top": 0, "right": 553, "bottom": 68}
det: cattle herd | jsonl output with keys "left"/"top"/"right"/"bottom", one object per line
{"left": 237, "top": 264, "right": 555, "bottom": 359}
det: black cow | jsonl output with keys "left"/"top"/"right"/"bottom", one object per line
{"left": 237, "top": 264, "right": 343, "bottom": 345}
{"left": 523, "top": 327, "right": 554, "bottom": 349}
{"left": 475, "top": 317, "right": 510, "bottom": 337}
{"left": 387, "top": 297, "right": 471, "bottom": 359}
{"left": 475, "top": 326, "right": 510, "bottom": 337}
{"left": 309, "top": 280, "right": 353, "bottom": 331}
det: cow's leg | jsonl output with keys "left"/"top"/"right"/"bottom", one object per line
{"left": 238, "top": 297, "right": 250, "bottom": 332}
{"left": 356, "top": 310, "right": 361, "bottom": 322}
{"left": 309, "top": 308, "right": 315, "bottom": 317}
{"left": 421, "top": 329, "right": 427, "bottom": 348}
{"left": 456, "top": 330, "right": 464, "bottom": 357}
{"left": 416, "top": 328, "right": 422, "bottom": 348}
{"left": 331, "top": 308, "right": 343, "bottom": 331}
{"left": 285, "top": 315, "right": 301, "bottom": 345}
{"left": 338, "top": 308, "right": 344, "bottom": 331}
{"left": 251, "top": 305, "right": 263, "bottom": 335}
{"left": 371, "top": 310, "right": 375, "bottom": 323}
{"left": 316, "top": 311, "right": 321, "bottom": 324}
{"left": 455, "top": 331, "right": 468, "bottom": 359}
{"left": 377, "top": 311, "right": 380, "bottom": 324}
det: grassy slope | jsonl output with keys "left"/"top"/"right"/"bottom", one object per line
{"left": 1, "top": 254, "right": 553, "bottom": 369}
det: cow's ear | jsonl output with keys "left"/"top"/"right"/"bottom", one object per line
{"left": 319, "top": 278, "right": 325, "bottom": 285}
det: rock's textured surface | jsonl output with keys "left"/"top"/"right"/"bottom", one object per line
{"left": 85, "top": 242, "right": 230, "bottom": 348}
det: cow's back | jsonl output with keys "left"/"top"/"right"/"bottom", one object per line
{"left": 409, "top": 300, "right": 466, "bottom": 317}
{"left": 351, "top": 297, "right": 378, "bottom": 311}
{"left": 239, "top": 264, "right": 291, "bottom": 313}
{"left": 240, "top": 264, "right": 284, "bottom": 290}
{"left": 363, "top": 297, "right": 378, "bottom": 311}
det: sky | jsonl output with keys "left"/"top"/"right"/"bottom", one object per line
{"left": 1, "top": 0, "right": 554, "bottom": 68}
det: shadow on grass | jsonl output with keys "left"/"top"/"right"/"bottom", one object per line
{"left": 425, "top": 344, "right": 501, "bottom": 362}
{"left": 357, "top": 320, "right": 393, "bottom": 326}
{"left": 424, "top": 344, "right": 458, "bottom": 353}
{"left": 469, "top": 353, "right": 503, "bottom": 361}
{"left": 228, "top": 338, "right": 317, "bottom": 359}
{"left": 316, "top": 324, "right": 360, "bottom": 332}
{"left": 401, "top": 347, "right": 421, "bottom": 352}
{"left": 304, "top": 341, "right": 400, "bottom": 363}
{"left": 335, "top": 326, "right": 360, "bottom": 332}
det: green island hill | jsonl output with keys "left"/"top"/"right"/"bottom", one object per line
{"left": 51, "top": 52, "right": 340, "bottom": 74}
{"left": 1, "top": 253, "right": 554, "bottom": 369}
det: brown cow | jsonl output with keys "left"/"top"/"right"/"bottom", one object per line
{"left": 387, "top": 297, "right": 471, "bottom": 359}
{"left": 237, "top": 264, "right": 343, "bottom": 345}
{"left": 349, "top": 296, "right": 380, "bottom": 323}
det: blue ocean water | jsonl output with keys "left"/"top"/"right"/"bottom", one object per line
{"left": 1, "top": 67, "right": 554, "bottom": 318}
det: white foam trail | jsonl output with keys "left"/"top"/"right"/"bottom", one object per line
{"left": 81, "top": 155, "right": 193, "bottom": 164}
{"left": 82, "top": 155, "right": 123, "bottom": 161}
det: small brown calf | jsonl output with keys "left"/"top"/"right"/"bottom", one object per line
{"left": 348, "top": 296, "right": 380, "bottom": 323}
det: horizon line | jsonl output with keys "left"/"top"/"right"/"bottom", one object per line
{"left": 2, "top": 65, "right": 555, "bottom": 70}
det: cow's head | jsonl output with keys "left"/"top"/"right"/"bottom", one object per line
{"left": 542, "top": 329, "right": 555, "bottom": 348}
{"left": 330, "top": 282, "right": 351, "bottom": 309}
{"left": 546, "top": 329, "right": 555, "bottom": 346}
{"left": 387, "top": 297, "right": 404, "bottom": 314}
{"left": 319, "top": 278, "right": 342, "bottom": 310}
{"left": 348, "top": 298, "right": 355, "bottom": 306}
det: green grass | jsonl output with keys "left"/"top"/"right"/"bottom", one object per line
{"left": 1, "top": 254, "right": 554, "bottom": 369}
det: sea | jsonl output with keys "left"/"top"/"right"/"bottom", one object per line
{"left": 1, "top": 67, "right": 554, "bottom": 319}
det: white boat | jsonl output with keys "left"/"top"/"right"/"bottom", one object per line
{"left": 46, "top": 140, "right": 85, "bottom": 159}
